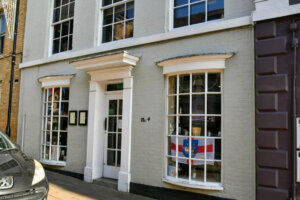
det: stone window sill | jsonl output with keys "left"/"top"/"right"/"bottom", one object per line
{"left": 163, "top": 177, "right": 224, "bottom": 191}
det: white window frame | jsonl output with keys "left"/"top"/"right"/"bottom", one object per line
{"left": 50, "top": 0, "right": 75, "bottom": 56}
{"left": 157, "top": 53, "right": 233, "bottom": 190}
{"left": 39, "top": 75, "right": 73, "bottom": 166}
{"left": 40, "top": 86, "right": 69, "bottom": 166}
{"left": 164, "top": 70, "right": 223, "bottom": 190}
{"left": 169, "top": 0, "right": 224, "bottom": 31}
{"left": 99, "top": 0, "right": 134, "bottom": 44}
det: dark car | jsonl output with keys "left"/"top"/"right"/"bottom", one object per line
{"left": 0, "top": 130, "right": 48, "bottom": 199}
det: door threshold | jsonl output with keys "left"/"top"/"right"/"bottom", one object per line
{"left": 93, "top": 177, "right": 118, "bottom": 190}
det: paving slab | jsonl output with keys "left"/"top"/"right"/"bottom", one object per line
{"left": 46, "top": 170, "right": 154, "bottom": 200}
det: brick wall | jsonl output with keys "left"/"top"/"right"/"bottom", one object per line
{"left": 0, "top": 0, "right": 26, "bottom": 142}
{"left": 255, "top": 15, "right": 300, "bottom": 200}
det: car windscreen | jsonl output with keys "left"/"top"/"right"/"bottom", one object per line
{"left": 0, "top": 131, "right": 16, "bottom": 150}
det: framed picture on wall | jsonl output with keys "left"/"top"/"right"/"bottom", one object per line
{"left": 69, "top": 111, "right": 77, "bottom": 125}
{"left": 79, "top": 110, "right": 88, "bottom": 126}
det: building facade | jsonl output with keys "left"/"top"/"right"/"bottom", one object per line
{"left": 18, "top": 0, "right": 255, "bottom": 199}
{"left": 253, "top": 0, "right": 300, "bottom": 199}
{"left": 0, "top": 0, "right": 26, "bottom": 142}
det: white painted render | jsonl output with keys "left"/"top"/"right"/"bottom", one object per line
{"left": 253, "top": 0, "right": 300, "bottom": 22}
{"left": 18, "top": 0, "right": 255, "bottom": 199}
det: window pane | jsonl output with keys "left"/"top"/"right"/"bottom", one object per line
{"left": 103, "top": 8, "right": 113, "bottom": 25}
{"left": 168, "top": 116, "right": 176, "bottom": 135}
{"left": 108, "top": 117, "right": 117, "bottom": 132}
{"left": 60, "top": 117, "right": 68, "bottom": 131}
{"left": 178, "top": 160, "right": 189, "bottom": 180}
{"left": 59, "top": 132, "right": 67, "bottom": 146}
{"left": 192, "top": 73, "right": 205, "bottom": 92}
{"left": 60, "top": 37, "right": 68, "bottom": 52}
{"left": 47, "top": 103, "right": 52, "bottom": 116}
{"left": 206, "top": 138, "right": 219, "bottom": 160}
{"left": 208, "top": 73, "right": 221, "bottom": 92}
{"left": 192, "top": 116, "right": 204, "bottom": 136}
{"left": 169, "top": 76, "right": 177, "bottom": 95}
{"left": 53, "top": 103, "right": 59, "bottom": 115}
{"left": 168, "top": 96, "right": 177, "bottom": 114}
{"left": 61, "top": 21, "right": 69, "bottom": 36}
{"left": 213, "top": 139, "right": 221, "bottom": 160}
{"left": 191, "top": 164, "right": 204, "bottom": 182}
{"left": 1, "top": 15, "right": 6, "bottom": 34}
{"left": 207, "top": 94, "right": 221, "bottom": 114}
{"left": 46, "top": 118, "right": 51, "bottom": 131}
{"left": 53, "top": 8, "right": 60, "bottom": 23}
{"left": 174, "top": 0, "right": 188, "bottom": 7}
{"left": 114, "top": 4, "right": 125, "bottom": 22}
{"left": 126, "top": 2, "right": 134, "bottom": 19}
{"left": 107, "top": 150, "right": 116, "bottom": 166}
{"left": 70, "top": 20, "right": 73, "bottom": 34}
{"left": 192, "top": 95, "right": 204, "bottom": 114}
{"left": 167, "top": 157, "right": 176, "bottom": 177}
{"left": 45, "top": 146, "right": 50, "bottom": 160}
{"left": 190, "top": 2, "right": 205, "bottom": 25}
{"left": 108, "top": 133, "right": 116, "bottom": 149}
{"left": 51, "top": 146, "right": 58, "bottom": 161}
{"left": 0, "top": 35, "right": 4, "bottom": 54}
{"left": 61, "top": 5, "right": 69, "bottom": 20}
{"left": 114, "top": 0, "right": 122, "bottom": 3}
{"left": 118, "top": 100, "right": 123, "bottom": 115}
{"left": 59, "top": 147, "right": 67, "bottom": 161}
{"left": 179, "top": 74, "right": 190, "bottom": 93}
{"left": 179, "top": 95, "right": 189, "bottom": 114}
{"left": 174, "top": 6, "right": 188, "bottom": 28}
{"left": 52, "top": 132, "right": 58, "bottom": 145}
{"left": 207, "top": 116, "right": 221, "bottom": 137}
{"left": 117, "top": 133, "right": 121, "bottom": 149}
{"left": 206, "top": 161, "right": 221, "bottom": 183}
{"left": 54, "top": 88, "right": 60, "bottom": 101}
{"left": 54, "top": 24, "right": 61, "bottom": 39}
{"left": 61, "top": 102, "right": 69, "bottom": 116}
{"left": 103, "top": 0, "right": 112, "bottom": 6}
{"left": 109, "top": 100, "right": 118, "bottom": 115}
{"left": 69, "top": 2, "right": 75, "bottom": 18}
{"left": 53, "top": 39, "right": 60, "bottom": 54}
{"left": 62, "top": 0, "right": 69, "bottom": 5}
{"left": 168, "top": 136, "right": 176, "bottom": 156}
{"left": 190, "top": 0, "right": 201, "bottom": 2}
{"left": 117, "top": 151, "right": 121, "bottom": 167}
{"left": 46, "top": 132, "right": 51, "bottom": 145}
{"left": 68, "top": 35, "right": 72, "bottom": 50}
{"left": 54, "top": 0, "right": 61, "bottom": 8}
{"left": 114, "top": 22, "right": 124, "bottom": 40}
{"left": 52, "top": 117, "right": 59, "bottom": 130}
{"left": 125, "top": 20, "right": 133, "bottom": 38}
{"left": 62, "top": 88, "right": 69, "bottom": 100}
{"left": 179, "top": 116, "right": 189, "bottom": 136}
{"left": 102, "top": 25, "right": 112, "bottom": 43}
{"left": 207, "top": 0, "right": 224, "bottom": 21}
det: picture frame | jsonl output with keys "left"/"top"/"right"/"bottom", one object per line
{"left": 79, "top": 110, "right": 88, "bottom": 126}
{"left": 69, "top": 111, "right": 77, "bottom": 125}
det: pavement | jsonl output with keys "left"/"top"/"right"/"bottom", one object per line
{"left": 46, "top": 170, "right": 154, "bottom": 200}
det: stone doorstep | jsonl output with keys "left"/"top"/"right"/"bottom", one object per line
{"left": 93, "top": 177, "right": 118, "bottom": 190}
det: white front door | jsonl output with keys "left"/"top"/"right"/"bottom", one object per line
{"left": 103, "top": 93, "right": 123, "bottom": 179}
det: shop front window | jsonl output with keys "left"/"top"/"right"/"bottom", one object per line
{"left": 41, "top": 87, "right": 69, "bottom": 163}
{"left": 166, "top": 72, "right": 222, "bottom": 185}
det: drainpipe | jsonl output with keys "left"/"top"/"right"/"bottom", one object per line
{"left": 5, "top": 0, "right": 20, "bottom": 137}
{"left": 290, "top": 20, "right": 299, "bottom": 200}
